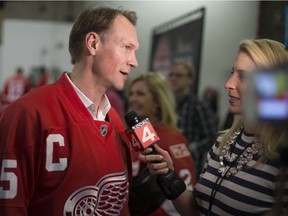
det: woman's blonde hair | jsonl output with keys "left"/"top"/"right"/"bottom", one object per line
{"left": 219, "top": 39, "right": 288, "bottom": 161}
{"left": 126, "top": 72, "right": 177, "bottom": 127}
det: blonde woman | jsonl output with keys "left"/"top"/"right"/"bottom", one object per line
{"left": 126, "top": 72, "right": 196, "bottom": 216}
{"left": 144, "top": 39, "right": 288, "bottom": 215}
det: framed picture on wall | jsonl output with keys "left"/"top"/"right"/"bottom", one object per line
{"left": 149, "top": 7, "right": 205, "bottom": 95}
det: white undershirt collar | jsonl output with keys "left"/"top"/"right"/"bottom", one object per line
{"left": 65, "top": 73, "right": 111, "bottom": 121}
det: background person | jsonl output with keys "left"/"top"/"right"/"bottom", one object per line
{"left": 126, "top": 72, "right": 196, "bottom": 216}
{"left": 0, "top": 6, "right": 139, "bottom": 215}
{"left": 0, "top": 67, "right": 30, "bottom": 111}
{"left": 202, "top": 87, "right": 219, "bottom": 128}
{"left": 168, "top": 59, "right": 218, "bottom": 179}
{"left": 35, "top": 66, "right": 49, "bottom": 87}
{"left": 144, "top": 39, "right": 288, "bottom": 215}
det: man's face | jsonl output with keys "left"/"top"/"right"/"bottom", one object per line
{"left": 168, "top": 64, "right": 192, "bottom": 96}
{"left": 93, "top": 15, "right": 139, "bottom": 91}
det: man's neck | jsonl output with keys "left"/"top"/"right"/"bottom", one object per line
{"left": 70, "top": 64, "right": 105, "bottom": 107}
{"left": 174, "top": 88, "right": 191, "bottom": 102}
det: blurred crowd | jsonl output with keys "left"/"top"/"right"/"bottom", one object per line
{"left": 0, "top": 66, "right": 49, "bottom": 112}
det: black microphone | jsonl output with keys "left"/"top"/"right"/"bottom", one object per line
{"left": 124, "top": 111, "right": 186, "bottom": 200}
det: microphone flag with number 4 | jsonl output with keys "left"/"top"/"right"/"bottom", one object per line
{"left": 125, "top": 116, "right": 160, "bottom": 151}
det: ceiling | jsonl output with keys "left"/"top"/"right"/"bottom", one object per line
{"left": 1, "top": 1, "right": 86, "bottom": 22}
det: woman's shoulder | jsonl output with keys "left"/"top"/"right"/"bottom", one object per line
{"left": 155, "top": 123, "right": 185, "bottom": 136}
{"left": 217, "top": 129, "right": 229, "bottom": 139}
{"left": 154, "top": 124, "right": 189, "bottom": 147}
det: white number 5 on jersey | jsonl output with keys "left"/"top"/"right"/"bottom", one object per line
{"left": 0, "top": 159, "right": 17, "bottom": 199}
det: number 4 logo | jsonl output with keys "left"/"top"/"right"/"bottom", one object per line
{"left": 134, "top": 122, "right": 159, "bottom": 148}
{"left": 131, "top": 126, "right": 156, "bottom": 149}
{"left": 142, "top": 126, "right": 156, "bottom": 143}
{"left": 125, "top": 120, "right": 160, "bottom": 151}
{"left": 131, "top": 133, "right": 141, "bottom": 150}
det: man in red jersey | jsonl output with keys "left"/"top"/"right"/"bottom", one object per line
{"left": 0, "top": 6, "right": 139, "bottom": 216}
{"left": 0, "top": 67, "right": 30, "bottom": 111}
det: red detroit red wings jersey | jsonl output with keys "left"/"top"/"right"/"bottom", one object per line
{"left": 0, "top": 73, "right": 131, "bottom": 216}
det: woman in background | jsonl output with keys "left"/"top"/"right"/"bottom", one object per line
{"left": 126, "top": 72, "right": 196, "bottom": 216}
{"left": 144, "top": 39, "right": 288, "bottom": 215}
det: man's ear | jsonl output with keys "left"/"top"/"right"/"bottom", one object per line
{"left": 85, "top": 32, "right": 100, "bottom": 55}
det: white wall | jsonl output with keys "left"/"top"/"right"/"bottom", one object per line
{"left": 0, "top": 1, "right": 259, "bottom": 127}
{"left": 0, "top": 19, "right": 73, "bottom": 85}
{"left": 86, "top": 1, "right": 259, "bottom": 127}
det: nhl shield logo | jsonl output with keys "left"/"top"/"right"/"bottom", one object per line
{"left": 100, "top": 125, "right": 108, "bottom": 136}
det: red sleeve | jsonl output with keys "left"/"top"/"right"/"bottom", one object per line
{"left": 0, "top": 100, "right": 40, "bottom": 215}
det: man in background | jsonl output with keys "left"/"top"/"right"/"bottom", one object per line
{"left": 35, "top": 66, "right": 49, "bottom": 87}
{"left": 168, "top": 59, "right": 218, "bottom": 179}
{"left": 0, "top": 67, "right": 30, "bottom": 111}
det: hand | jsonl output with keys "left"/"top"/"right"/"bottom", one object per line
{"left": 142, "top": 144, "right": 174, "bottom": 176}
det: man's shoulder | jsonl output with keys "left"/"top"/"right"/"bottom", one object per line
{"left": 2, "top": 83, "right": 57, "bottom": 114}
{"left": 108, "top": 107, "right": 125, "bottom": 131}
{"left": 181, "top": 93, "right": 207, "bottom": 106}
{"left": 22, "top": 83, "right": 56, "bottom": 101}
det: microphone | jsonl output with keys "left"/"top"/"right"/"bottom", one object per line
{"left": 124, "top": 111, "right": 159, "bottom": 152}
{"left": 124, "top": 111, "right": 186, "bottom": 200}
